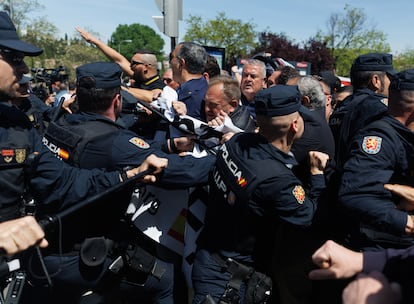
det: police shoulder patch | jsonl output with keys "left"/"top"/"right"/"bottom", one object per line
{"left": 362, "top": 136, "right": 382, "bottom": 154}
{"left": 292, "top": 185, "right": 305, "bottom": 205}
{"left": 129, "top": 137, "right": 150, "bottom": 149}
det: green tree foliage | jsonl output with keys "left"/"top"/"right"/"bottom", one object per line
{"left": 23, "top": 17, "right": 58, "bottom": 59}
{"left": 1, "top": 0, "right": 44, "bottom": 31}
{"left": 318, "top": 5, "right": 390, "bottom": 76}
{"left": 394, "top": 50, "right": 414, "bottom": 71}
{"left": 183, "top": 12, "right": 258, "bottom": 68}
{"left": 108, "top": 24, "right": 164, "bottom": 61}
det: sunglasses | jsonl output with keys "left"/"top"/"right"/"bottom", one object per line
{"left": 163, "top": 78, "right": 172, "bottom": 84}
{"left": 0, "top": 49, "right": 25, "bottom": 65}
{"left": 130, "top": 60, "right": 150, "bottom": 68}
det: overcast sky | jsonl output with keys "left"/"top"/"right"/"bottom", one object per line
{"left": 33, "top": 0, "right": 412, "bottom": 54}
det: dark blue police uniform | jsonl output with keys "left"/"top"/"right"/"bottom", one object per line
{"left": 48, "top": 111, "right": 215, "bottom": 186}
{"left": 329, "top": 88, "right": 388, "bottom": 167}
{"left": 38, "top": 62, "right": 215, "bottom": 304}
{"left": 323, "top": 53, "right": 396, "bottom": 248}
{"left": 41, "top": 115, "right": 214, "bottom": 303}
{"left": 192, "top": 86, "right": 326, "bottom": 304}
{"left": 0, "top": 103, "right": 120, "bottom": 220}
{"left": 350, "top": 68, "right": 414, "bottom": 304}
{"left": 339, "top": 115, "right": 414, "bottom": 250}
{"left": 329, "top": 53, "right": 396, "bottom": 168}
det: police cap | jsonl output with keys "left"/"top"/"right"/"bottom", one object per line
{"left": 0, "top": 12, "right": 43, "bottom": 56}
{"left": 351, "top": 53, "right": 396, "bottom": 76}
{"left": 76, "top": 62, "right": 122, "bottom": 89}
{"left": 255, "top": 85, "right": 309, "bottom": 117}
{"left": 390, "top": 69, "right": 414, "bottom": 91}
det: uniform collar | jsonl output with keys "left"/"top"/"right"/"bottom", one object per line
{"left": 144, "top": 75, "right": 161, "bottom": 86}
{"left": 255, "top": 133, "right": 298, "bottom": 167}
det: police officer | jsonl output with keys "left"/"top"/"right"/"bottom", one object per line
{"left": 40, "top": 62, "right": 215, "bottom": 303}
{"left": 0, "top": 12, "right": 168, "bottom": 303}
{"left": 329, "top": 53, "right": 396, "bottom": 168}
{"left": 0, "top": 12, "right": 158, "bottom": 222}
{"left": 338, "top": 69, "right": 414, "bottom": 252}
{"left": 192, "top": 85, "right": 329, "bottom": 304}
{"left": 324, "top": 53, "right": 397, "bottom": 247}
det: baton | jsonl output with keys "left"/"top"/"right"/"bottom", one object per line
{"left": 38, "top": 167, "right": 155, "bottom": 231}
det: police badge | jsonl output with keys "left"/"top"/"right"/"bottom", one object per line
{"left": 362, "top": 136, "right": 382, "bottom": 155}
{"left": 15, "top": 149, "right": 26, "bottom": 164}
{"left": 1, "top": 149, "right": 14, "bottom": 163}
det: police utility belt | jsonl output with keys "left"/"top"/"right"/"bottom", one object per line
{"left": 210, "top": 253, "right": 272, "bottom": 304}
{"left": 77, "top": 237, "right": 165, "bottom": 284}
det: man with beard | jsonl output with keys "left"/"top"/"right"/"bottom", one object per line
{"left": 76, "top": 28, "right": 169, "bottom": 138}
{"left": 76, "top": 27, "right": 164, "bottom": 103}
{"left": 39, "top": 62, "right": 215, "bottom": 303}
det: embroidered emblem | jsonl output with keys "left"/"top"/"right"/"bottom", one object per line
{"left": 15, "top": 149, "right": 26, "bottom": 164}
{"left": 1, "top": 149, "right": 14, "bottom": 163}
{"left": 292, "top": 185, "right": 305, "bottom": 204}
{"left": 362, "top": 136, "right": 382, "bottom": 154}
{"left": 129, "top": 137, "right": 150, "bottom": 149}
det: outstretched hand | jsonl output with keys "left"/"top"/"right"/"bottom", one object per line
{"left": 76, "top": 27, "right": 98, "bottom": 44}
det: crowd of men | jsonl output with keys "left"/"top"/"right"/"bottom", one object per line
{"left": 2, "top": 9, "right": 414, "bottom": 304}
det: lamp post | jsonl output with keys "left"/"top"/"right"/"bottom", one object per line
{"left": 118, "top": 39, "right": 133, "bottom": 53}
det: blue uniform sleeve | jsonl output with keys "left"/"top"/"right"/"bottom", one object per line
{"left": 256, "top": 171, "right": 324, "bottom": 227}
{"left": 31, "top": 143, "right": 120, "bottom": 211}
{"left": 111, "top": 132, "right": 216, "bottom": 188}
{"left": 339, "top": 128, "right": 408, "bottom": 235}
{"left": 158, "top": 154, "right": 215, "bottom": 188}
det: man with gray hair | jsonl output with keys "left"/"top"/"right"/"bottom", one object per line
{"left": 170, "top": 42, "right": 208, "bottom": 120}
{"left": 296, "top": 75, "right": 326, "bottom": 110}
{"left": 240, "top": 59, "right": 267, "bottom": 119}
{"left": 287, "top": 76, "right": 335, "bottom": 185}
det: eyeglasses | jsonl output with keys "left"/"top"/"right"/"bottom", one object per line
{"left": 130, "top": 60, "right": 149, "bottom": 68}
{"left": 0, "top": 49, "right": 25, "bottom": 65}
{"left": 163, "top": 78, "right": 172, "bottom": 84}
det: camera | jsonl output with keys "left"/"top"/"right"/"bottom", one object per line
{"left": 30, "top": 66, "right": 69, "bottom": 101}
{"left": 31, "top": 66, "right": 69, "bottom": 85}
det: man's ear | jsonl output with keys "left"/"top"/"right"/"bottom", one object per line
{"left": 178, "top": 57, "right": 185, "bottom": 70}
{"left": 370, "top": 74, "right": 382, "bottom": 91}
{"left": 229, "top": 99, "right": 239, "bottom": 110}
{"left": 113, "top": 93, "right": 121, "bottom": 108}
{"left": 289, "top": 116, "right": 298, "bottom": 133}
{"left": 301, "top": 95, "right": 311, "bottom": 108}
